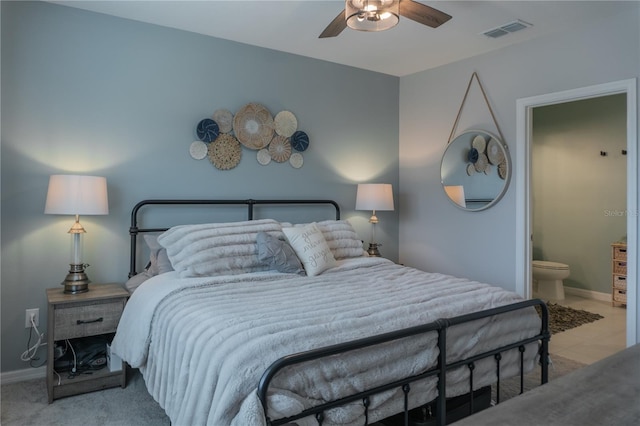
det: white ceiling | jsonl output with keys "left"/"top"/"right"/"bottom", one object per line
{"left": 50, "top": 1, "right": 629, "bottom": 76}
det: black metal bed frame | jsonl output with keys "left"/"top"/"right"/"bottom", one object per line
{"left": 128, "top": 199, "right": 549, "bottom": 426}
{"left": 259, "top": 299, "right": 549, "bottom": 426}
{"left": 128, "top": 199, "right": 340, "bottom": 278}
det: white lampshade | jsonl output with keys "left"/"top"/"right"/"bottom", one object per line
{"left": 346, "top": 0, "right": 399, "bottom": 32}
{"left": 45, "top": 175, "right": 109, "bottom": 215}
{"left": 355, "top": 183, "right": 394, "bottom": 211}
{"left": 44, "top": 175, "right": 108, "bottom": 294}
{"left": 444, "top": 185, "right": 466, "bottom": 208}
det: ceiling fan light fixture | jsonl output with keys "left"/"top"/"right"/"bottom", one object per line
{"left": 346, "top": 0, "right": 399, "bottom": 32}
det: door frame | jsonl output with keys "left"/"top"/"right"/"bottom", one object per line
{"left": 515, "top": 78, "right": 637, "bottom": 346}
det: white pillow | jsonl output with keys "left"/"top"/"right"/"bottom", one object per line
{"left": 313, "top": 220, "right": 366, "bottom": 259}
{"left": 283, "top": 220, "right": 366, "bottom": 259}
{"left": 283, "top": 223, "right": 337, "bottom": 277}
{"left": 157, "top": 219, "right": 283, "bottom": 277}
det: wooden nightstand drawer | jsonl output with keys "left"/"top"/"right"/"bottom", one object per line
{"left": 54, "top": 300, "right": 125, "bottom": 340}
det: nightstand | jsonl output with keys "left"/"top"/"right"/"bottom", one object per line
{"left": 46, "top": 283, "right": 128, "bottom": 403}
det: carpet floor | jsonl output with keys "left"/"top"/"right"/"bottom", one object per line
{"left": 1, "top": 355, "right": 584, "bottom": 426}
{"left": 494, "top": 353, "right": 586, "bottom": 403}
{"left": 1, "top": 368, "right": 169, "bottom": 426}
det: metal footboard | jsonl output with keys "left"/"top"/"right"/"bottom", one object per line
{"left": 258, "top": 299, "right": 550, "bottom": 426}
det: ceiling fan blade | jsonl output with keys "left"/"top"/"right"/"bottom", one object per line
{"left": 399, "top": 0, "right": 452, "bottom": 28}
{"left": 319, "top": 9, "right": 347, "bottom": 38}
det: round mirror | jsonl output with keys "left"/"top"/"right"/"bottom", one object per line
{"left": 440, "top": 130, "right": 510, "bottom": 211}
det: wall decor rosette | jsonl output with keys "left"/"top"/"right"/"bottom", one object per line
{"left": 190, "top": 103, "right": 309, "bottom": 170}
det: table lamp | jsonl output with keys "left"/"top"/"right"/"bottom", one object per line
{"left": 355, "top": 183, "right": 394, "bottom": 257}
{"left": 44, "top": 175, "right": 109, "bottom": 294}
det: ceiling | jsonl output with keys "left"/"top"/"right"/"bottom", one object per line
{"left": 49, "top": 1, "right": 627, "bottom": 77}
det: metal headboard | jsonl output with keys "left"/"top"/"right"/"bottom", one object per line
{"left": 129, "top": 199, "right": 341, "bottom": 278}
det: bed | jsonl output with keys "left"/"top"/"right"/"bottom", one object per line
{"left": 111, "top": 199, "right": 550, "bottom": 426}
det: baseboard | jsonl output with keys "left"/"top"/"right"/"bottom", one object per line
{"left": 564, "top": 286, "right": 611, "bottom": 303}
{"left": 1, "top": 366, "right": 46, "bottom": 385}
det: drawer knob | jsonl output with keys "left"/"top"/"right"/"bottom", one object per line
{"left": 76, "top": 317, "right": 104, "bottom": 325}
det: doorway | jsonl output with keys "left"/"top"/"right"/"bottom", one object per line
{"left": 515, "top": 79, "right": 637, "bottom": 347}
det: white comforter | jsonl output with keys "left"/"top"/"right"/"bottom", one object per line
{"left": 112, "top": 257, "right": 540, "bottom": 426}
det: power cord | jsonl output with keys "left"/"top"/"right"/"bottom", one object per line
{"left": 21, "top": 314, "right": 46, "bottom": 362}
{"left": 66, "top": 339, "right": 77, "bottom": 374}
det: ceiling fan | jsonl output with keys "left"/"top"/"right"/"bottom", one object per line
{"left": 320, "top": 0, "right": 452, "bottom": 38}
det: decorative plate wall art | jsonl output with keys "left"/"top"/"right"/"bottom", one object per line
{"left": 487, "top": 138, "right": 505, "bottom": 165}
{"left": 472, "top": 135, "right": 487, "bottom": 152}
{"left": 274, "top": 111, "right": 297, "bottom": 137}
{"left": 289, "top": 152, "right": 304, "bottom": 169}
{"left": 197, "top": 118, "right": 219, "bottom": 142}
{"left": 208, "top": 133, "right": 242, "bottom": 170}
{"left": 474, "top": 153, "right": 489, "bottom": 173}
{"left": 464, "top": 133, "right": 506, "bottom": 180}
{"left": 466, "top": 163, "right": 476, "bottom": 176}
{"left": 190, "top": 102, "right": 310, "bottom": 171}
{"left": 233, "top": 103, "right": 275, "bottom": 150}
{"left": 257, "top": 149, "right": 271, "bottom": 166}
{"left": 498, "top": 161, "right": 508, "bottom": 179}
{"left": 467, "top": 148, "right": 479, "bottom": 164}
{"left": 268, "top": 135, "right": 292, "bottom": 163}
{"left": 189, "top": 141, "right": 208, "bottom": 160}
{"left": 291, "top": 131, "right": 309, "bottom": 152}
{"left": 212, "top": 109, "right": 234, "bottom": 134}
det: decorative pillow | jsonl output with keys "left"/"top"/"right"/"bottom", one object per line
{"left": 125, "top": 234, "right": 174, "bottom": 293}
{"left": 283, "top": 223, "right": 337, "bottom": 277}
{"left": 291, "top": 220, "right": 366, "bottom": 259}
{"left": 143, "top": 234, "right": 174, "bottom": 276}
{"left": 157, "top": 219, "right": 283, "bottom": 277}
{"left": 256, "top": 232, "right": 305, "bottom": 275}
{"left": 124, "top": 270, "right": 153, "bottom": 294}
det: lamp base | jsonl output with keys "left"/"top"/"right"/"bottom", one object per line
{"left": 62, "top": 264, "right": 90, "bottom": 294}
{"left": 366, "top": 243, "right": 382, "bottom": 257}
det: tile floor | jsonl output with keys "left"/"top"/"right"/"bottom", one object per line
{"left": 548, "top": 293, "right": 627, "bottom": 365}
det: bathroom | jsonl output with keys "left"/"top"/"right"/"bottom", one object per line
{"left": 531, "top": 93, "right": 627, "bottom": 308}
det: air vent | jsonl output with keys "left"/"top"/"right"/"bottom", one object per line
{"left": 482, "top": 19, "right": 532, "bottom": 39}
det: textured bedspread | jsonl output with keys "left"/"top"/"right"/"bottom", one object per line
{"left": 112, "top": 257, "right": 540, "bottom": 426}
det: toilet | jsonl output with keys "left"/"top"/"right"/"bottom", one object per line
{"left": 532, "top": 260, "right": 570, "bottom": 301}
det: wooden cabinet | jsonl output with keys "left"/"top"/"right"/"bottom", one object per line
{"left": 46, "top": 283, "right": 128, "bottom": 403}
{"left": 611, "top": 243, "right": 627, "bottom": 307}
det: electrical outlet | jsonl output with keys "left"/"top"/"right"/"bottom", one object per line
{"left": 25, "top": 308, "right": 39, "bottom": 328}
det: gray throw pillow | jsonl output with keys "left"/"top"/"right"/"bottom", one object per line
{"left": 256, "top": 232, "right": 305, "bottom": 275}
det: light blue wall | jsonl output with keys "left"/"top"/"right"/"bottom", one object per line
{"left": 0, "top": 1, "right": 399, "bottom": 373}
{"left": 532, "top": 95, "right": 627, "bottom": 295}
{"left": 399, "top": 3, "right": 639, "bottom": 287}
{"left": 399, "top": 3, "right": 639, "bottom": 332}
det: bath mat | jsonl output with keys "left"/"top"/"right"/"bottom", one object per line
{"left": 536, "top": 303, "right": 604, "bottom": 334}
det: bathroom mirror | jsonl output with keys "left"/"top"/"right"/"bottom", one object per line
{"left": 440, "top": 130, "right": 511, "bottom": 211}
